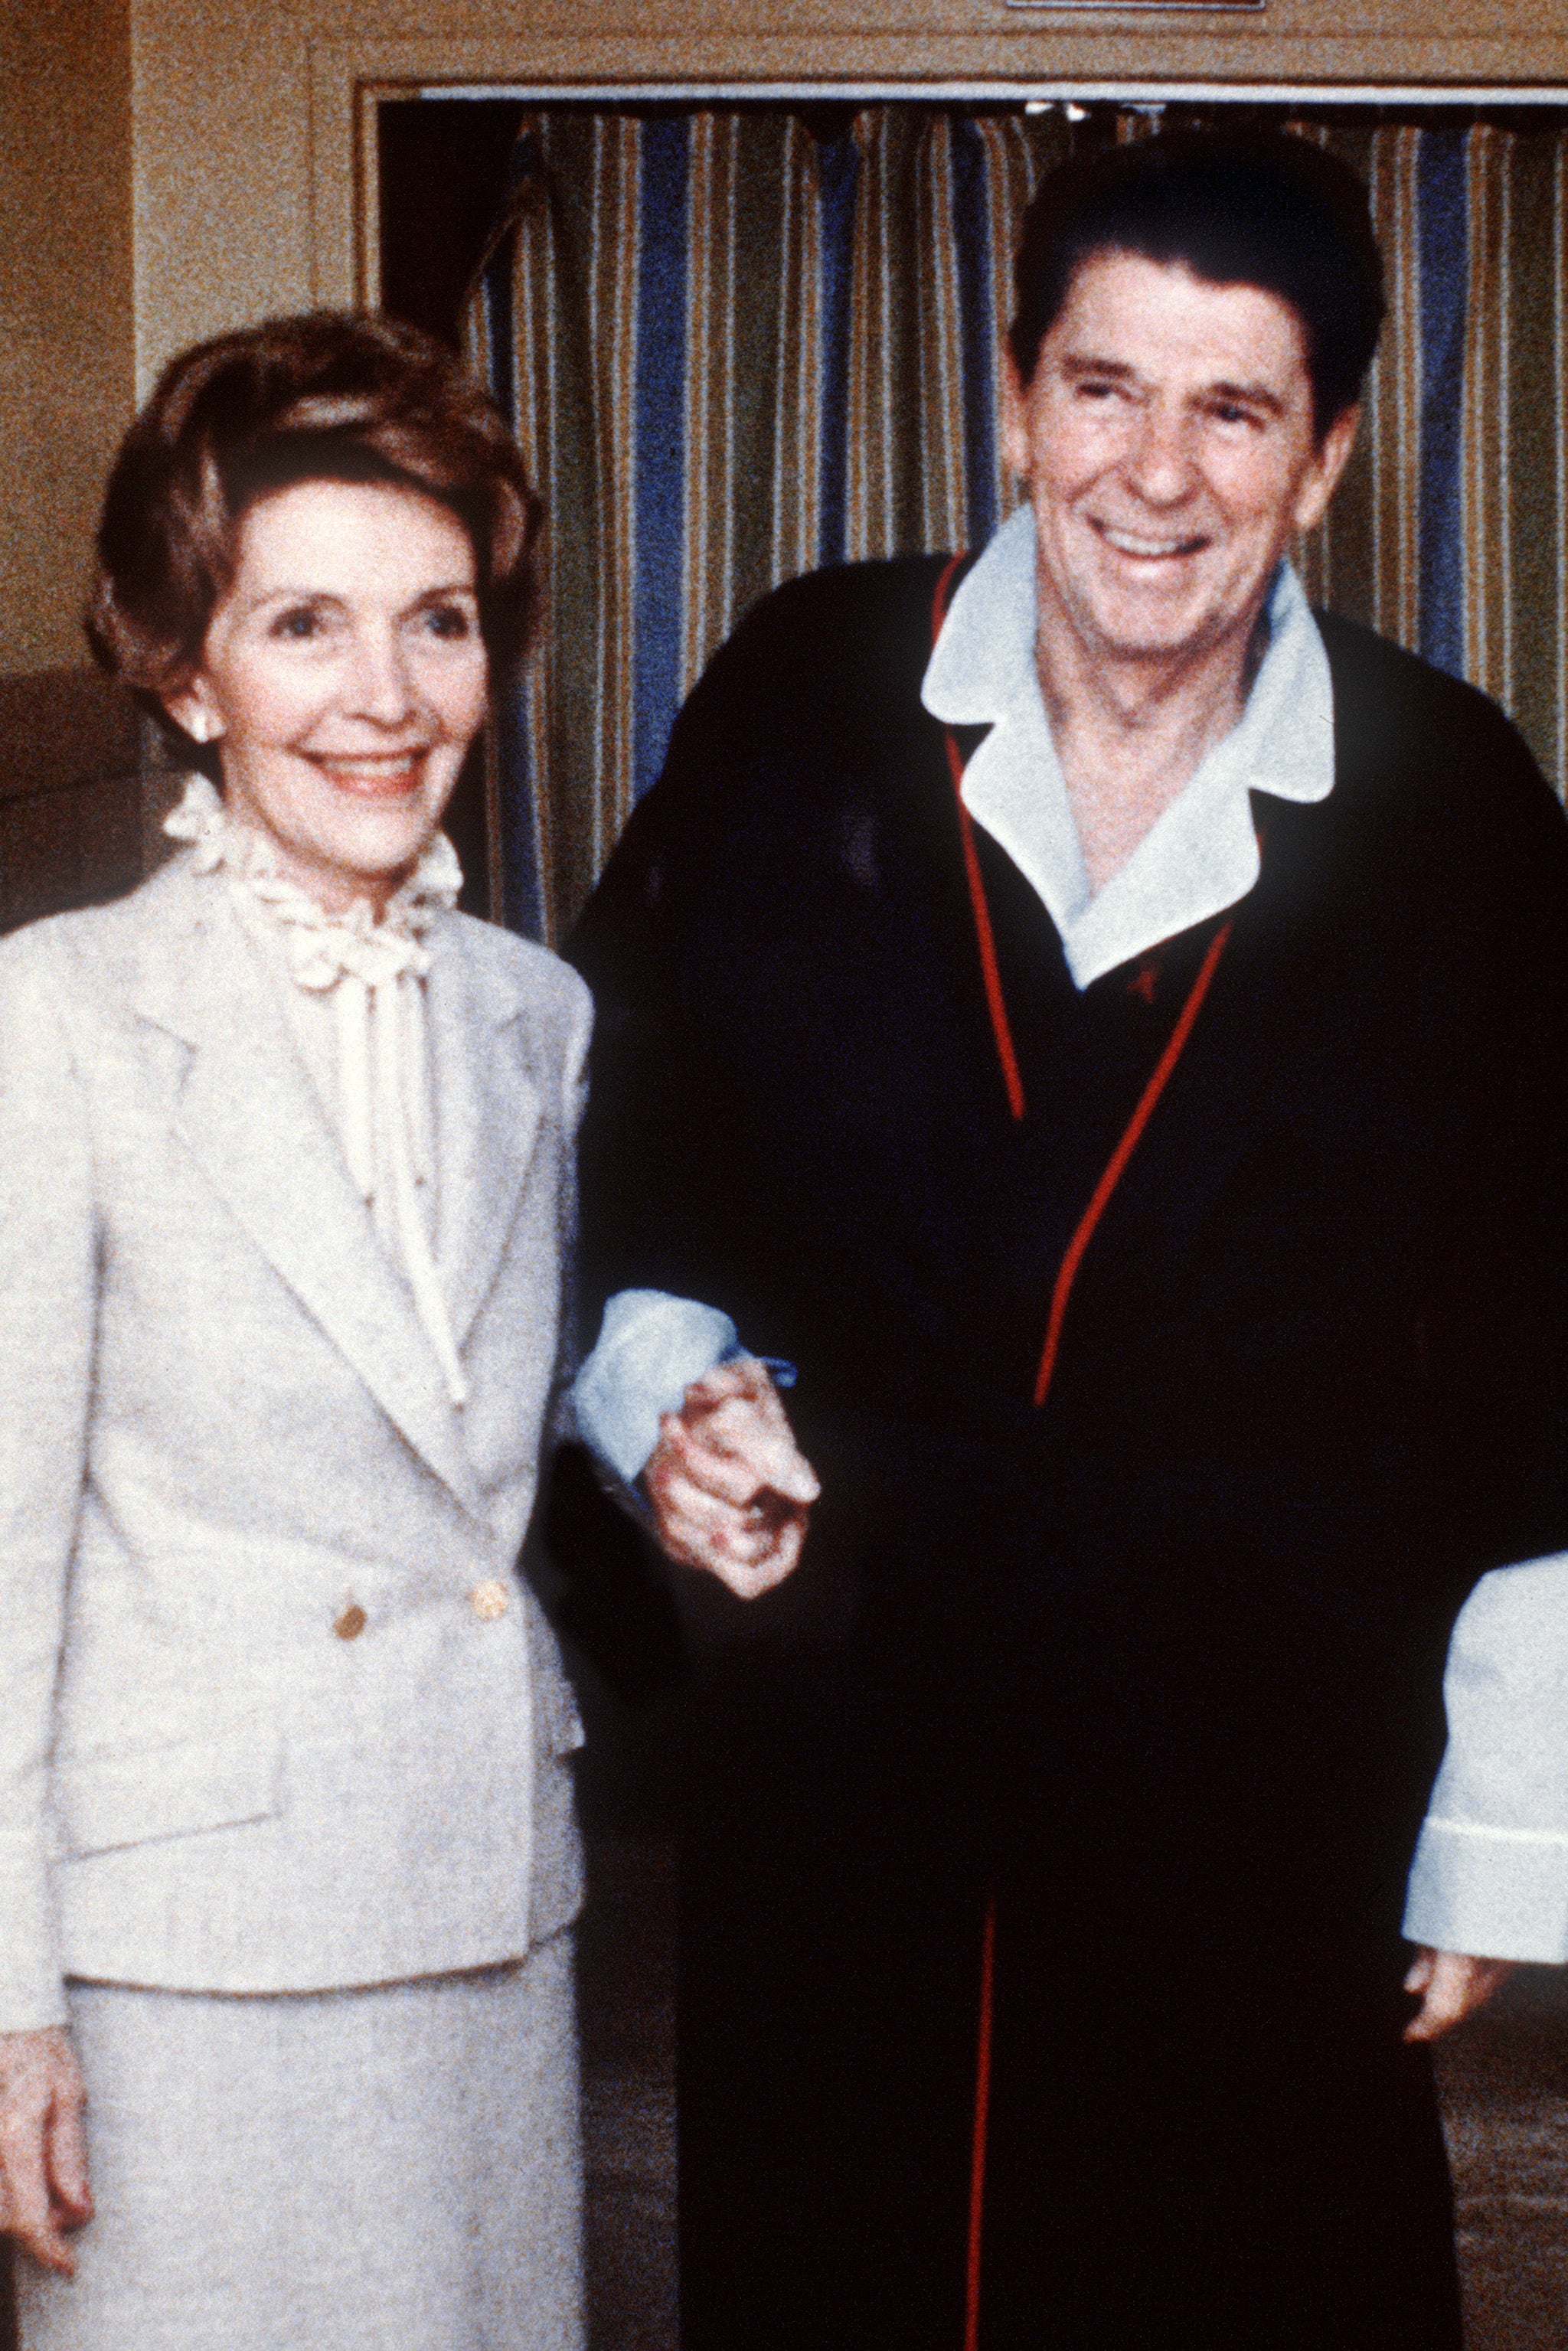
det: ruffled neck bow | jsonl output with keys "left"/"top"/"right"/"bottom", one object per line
{"left": 165, "top": 773, "right": 470, "bottom": 1407}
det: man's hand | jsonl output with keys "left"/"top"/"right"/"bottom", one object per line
{"left": 645, "top": 1357, "right": 820, "bottom": 1599}
{"left": 0, "top": 2026, "right": 91, "bottom": 2274}
{"left": 1402, "top": 1947, "right": 1517, "bottom": 2043}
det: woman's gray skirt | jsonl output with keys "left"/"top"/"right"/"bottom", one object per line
{"left": 17, "top": 1932, "right": 582, "bottom": 2351}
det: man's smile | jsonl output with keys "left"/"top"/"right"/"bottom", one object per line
{"left": 1092, "top": 519, "right": 1210, "bottom": 560}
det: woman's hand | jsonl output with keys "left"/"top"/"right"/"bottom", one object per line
{"left": 1402, "top": 1948, "right": 1518, "bottom": 2042}
{"left": 645, "top": 1357, "right": 820, "bottom": 1599}
{"left": 0, "top": 2026, "right": 91, "bottom": 2274}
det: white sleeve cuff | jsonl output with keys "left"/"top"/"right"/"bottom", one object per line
{"left": 570, "top": 1290, "right": 737, "bottom": 1483}
{"left": 0, "top": 1830, "right": 68, "bottom": 2030}
{"left": 1403, "top": 1816, "right": 1568, "bottom": 1963}
{"left": 1402, "top": 1552, "right": 1568, "bottom": 1962}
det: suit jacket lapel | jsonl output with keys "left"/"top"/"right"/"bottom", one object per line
{"left": 132, "top": 873, "right": 488, "bottom": 1523}
{"left": 427, "top": 929, "right": 542, "bottom": 1352}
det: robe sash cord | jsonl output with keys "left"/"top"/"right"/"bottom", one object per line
{"left": 931, "top": 553, "right": 1234, "bottom": 2351}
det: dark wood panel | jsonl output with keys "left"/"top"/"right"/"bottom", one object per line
{"left": 0, "top": 669, "right": 150, "bottom": 936}
{"left": 0, "top": 671, "right": 139, "bottom": 810}
{"left": 0, "top": 771, "right": 145, "bottom": 936}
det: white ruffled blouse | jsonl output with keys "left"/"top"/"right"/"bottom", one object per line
{"left": 165, "top": 773, "right": 469, "bottom": 1406}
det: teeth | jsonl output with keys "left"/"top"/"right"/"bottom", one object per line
{"left": 1099, "top": 525, "right": 1200, "bottom": 558}
{"left": 315, "top": 754, "right": 426, "bottom": 781}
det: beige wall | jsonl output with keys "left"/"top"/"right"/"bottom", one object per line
{"left": 0, "top": 0, "right": 133, "bottom": 678}
{"left": 131, "top": 0, "right": 1568, "bottom": 401}
{"left": 2, "top": 0, "right": 1562, "bottom": 686}
{"left": 0, "top": 0, "right": 1547, "bottom": 903}
{"left": 130, "top": 0, "right": 314, "bottom": 395}
{"left": 0, "top": 0, "right": 1550, "bottom": 913}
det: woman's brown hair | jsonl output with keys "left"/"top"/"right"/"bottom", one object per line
{"left": 87, "top": 310, "right": 541, "bottom": 772}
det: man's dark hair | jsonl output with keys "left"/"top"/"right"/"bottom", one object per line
{"left": 1009, "top": 129, "right": 1386, "bottom": 439}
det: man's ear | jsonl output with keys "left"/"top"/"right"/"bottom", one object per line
{"left": 1293, "top": 403, "right": 1360, "bottom": 537}
{"left": 998, "top": 346, "right": 1035, "bottom": 484}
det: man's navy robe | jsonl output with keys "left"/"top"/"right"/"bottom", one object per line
{"left": 567, "top": 554, "right": 1568, "bottom": 2351}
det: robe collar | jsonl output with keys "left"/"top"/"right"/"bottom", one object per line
{"left": 920, "top": 503, "right": 1336, "bottom": 989}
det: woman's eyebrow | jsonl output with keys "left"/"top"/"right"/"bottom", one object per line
{"left": 239, "top": 584, "right": 340, "bottom": 612}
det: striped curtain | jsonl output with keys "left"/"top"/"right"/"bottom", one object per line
{"left": 463, "top": 106, "right": 1568, "bottom": 942}
{"left": 1287, "top": 114, "right": 1568, "bottom": 798}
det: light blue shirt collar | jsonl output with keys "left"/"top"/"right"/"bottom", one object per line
{"left": 920, "top": 503, "right": 1335, "bottom": 989}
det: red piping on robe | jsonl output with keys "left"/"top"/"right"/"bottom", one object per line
{"left": 933, "top": 553, "right": 1234, "bottom": 2350}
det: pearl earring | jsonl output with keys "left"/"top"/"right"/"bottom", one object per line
{"left": 188, "top": 710, "right": 208, "bottom": 744}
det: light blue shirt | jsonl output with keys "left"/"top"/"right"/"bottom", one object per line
{"left": 574, "top": 514, "right": 1568, "bottom": 1964}
{"left": 571, "top": 1291, "right": 742, "bottom": 1486}
{"left": 922, "top": 503, "right": 1334, "bottom": 990}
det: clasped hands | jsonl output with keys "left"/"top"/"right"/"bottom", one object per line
{"left": 644, "top": 1354, "right": 819, "bottom": 1598}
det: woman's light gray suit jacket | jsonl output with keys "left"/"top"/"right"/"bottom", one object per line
{"left": 0, "top": 850, "right": 591, "bottom": 2030}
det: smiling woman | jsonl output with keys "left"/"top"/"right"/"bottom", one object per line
{"left": 0, "top": 313, "right": 591, "bottom": 2351}
{"left": 165, "top": 479, "right": 491, "bottom": 916}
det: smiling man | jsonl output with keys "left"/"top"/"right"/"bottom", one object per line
{"left": 569, "top": 134, "right": 1568, "bottom": 2351}
{"left": 1005, "top": 246, "right": 1356, "bottom": 891}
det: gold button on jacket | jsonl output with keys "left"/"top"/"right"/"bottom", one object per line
{"left": 469, "top": 1579, "right": 509, "bottom": 1622}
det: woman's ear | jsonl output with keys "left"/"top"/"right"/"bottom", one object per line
{"left": 164, "top": 678, "right": 224, "bottom": 747}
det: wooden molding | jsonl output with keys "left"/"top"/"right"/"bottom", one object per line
{"left": 134, "top": 0, "right": 1568, "bottom": 393}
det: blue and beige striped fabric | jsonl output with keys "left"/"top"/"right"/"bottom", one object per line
{"left": 464, "top": 107, "right": 1568, "bottom": 942}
